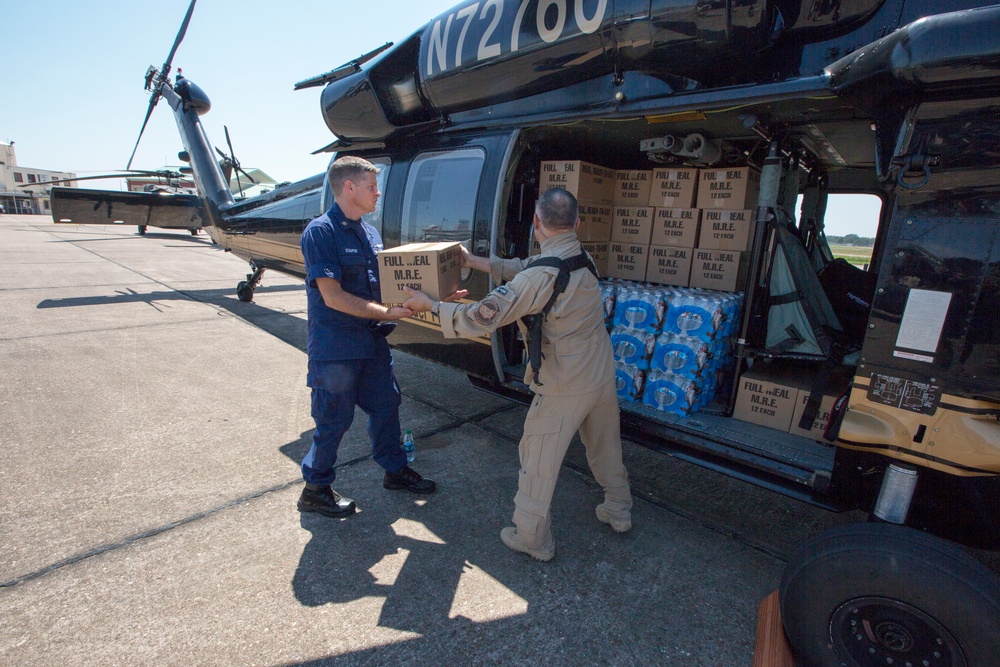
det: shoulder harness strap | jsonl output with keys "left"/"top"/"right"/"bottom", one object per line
{"left": 521, "top": 252, "right": 599, "bottom": 385}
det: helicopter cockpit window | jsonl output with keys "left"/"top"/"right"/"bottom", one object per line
{"left": 401, "top": 149, "right": 485, "bottom": 249}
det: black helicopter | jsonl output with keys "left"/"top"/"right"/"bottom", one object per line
{"left": 35, "top": 168, "right": 205, "bottom": 236}
{"left": 48, "top": 1, "right": 1000, "bottom": 665}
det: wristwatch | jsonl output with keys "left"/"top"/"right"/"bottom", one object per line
{"left": 431, "top": 301, "right": 441, "bottom": 316}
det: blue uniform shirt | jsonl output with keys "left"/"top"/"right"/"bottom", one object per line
{"left": 301, "top": 202, "right": 385, "bottom": 362}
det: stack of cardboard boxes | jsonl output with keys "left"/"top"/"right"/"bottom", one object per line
{"left": 642, "top": 167, "right": 699, "bottom": 286}
{"left": 689, "top": 167, "right": 759, "bottom": 292}
{"left": 537, "top": 160, "right": 615, "bottom": 275}
{"left": 732, "top": 362, "right": 853, "bottom": 440}
{"left": 538, "top": 160, "right": 759, "bottom": 293}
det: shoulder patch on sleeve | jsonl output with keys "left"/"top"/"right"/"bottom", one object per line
{"left": 473, "top": 285, "right": 517, "bottom": 327}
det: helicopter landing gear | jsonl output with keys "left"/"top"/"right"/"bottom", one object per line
{"left": 780, "top": 523, "right": 1000, "bottom": 667}
{"left": 137, "top": 225, "right": 147, "bottom": 236}
{"left": 237, "top": 264, "right": 264, "bottom": 302}
{"left": 189, "top": 228, "right": 199, "bottom": 235}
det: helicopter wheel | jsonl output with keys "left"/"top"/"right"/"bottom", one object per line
{"left": 780, "top": 522, "right": 1000, "bottom": 667}
{"left": 236, "top": 280, "right": 254, "bottom": 303}
{"left": 189, "top": 228, "right": 199, "bottom": 236}
{"left": 137, "top": 225, "right": 147, "bottom": 236}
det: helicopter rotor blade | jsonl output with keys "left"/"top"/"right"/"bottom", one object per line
{"left": 126, "top": 101, "right": 158, "bottom": 171}
{"left": 237, "top": 165, "right": 256, "bottom": 184}
{"left": 223, "top": 125, "right": 246, "bottom": 198}
{"left": 161, "top": 0, "right": 198, "bottom": 79}
{"left": 19, "top": 170, "right": 184, "bottom": 188}
{"left": 125, "top": 0, "right": 198, "bottom": 170}
{"left": 224, "top": 126, "right": 236, "bottom": 162}
{"left": 224, "top": 127, "right": 256, "bottom": 181}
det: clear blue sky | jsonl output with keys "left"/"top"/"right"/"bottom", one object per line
{"left": 1, "top": 0, "right": 880, "bottom": 236}
{"left": 1, "top": 0, "right": 459, "bottom": 186}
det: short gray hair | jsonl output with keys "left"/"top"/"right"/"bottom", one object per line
{"left": 536, "top": 188, "right": 578, "bottom": 230}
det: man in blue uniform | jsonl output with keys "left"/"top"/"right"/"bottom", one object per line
{"left": 298, "top": 156, "right": 435, "bottom": 519}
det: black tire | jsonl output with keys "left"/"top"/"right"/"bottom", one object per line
{"left": 780, "top": 523, "right": 1000, "bottom": 667}
{"left": 236, "top": 280, "right": 254, "bottom": 303}
{"left": 137, "top": 225, "right": 147, "bottom": 236}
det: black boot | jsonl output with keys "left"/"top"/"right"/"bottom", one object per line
{"left": 383, "top": 466, "right": 436, "bottom": 494}
{"left": 297, "top": 484, "right": 356, "bottom": 518}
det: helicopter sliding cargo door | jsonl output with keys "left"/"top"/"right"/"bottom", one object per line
{"left": 381, "top": 133, "right": 515, "bottom": 382}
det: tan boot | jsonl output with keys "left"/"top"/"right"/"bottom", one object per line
{"left": 596, "top": 503, "right": 632, "bottom": 533}
{"left": 500, "top": 527, "right": 555, "bottom": 561}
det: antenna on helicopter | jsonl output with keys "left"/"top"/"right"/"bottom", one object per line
{"left": 215, "top": 126, "right": 256, "bottom": 199}
{"left": 126, "top": 0, "right": 198, "bottom": 170}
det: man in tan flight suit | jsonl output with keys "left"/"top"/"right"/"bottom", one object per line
{"left": 402, "top": 187, "right": 632, "bottom": 561}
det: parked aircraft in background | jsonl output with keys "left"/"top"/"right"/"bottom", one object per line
{"left": 31, "top": 169, "right": 203, "bottom": 235}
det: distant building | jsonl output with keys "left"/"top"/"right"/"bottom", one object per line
{"left": 0, "top": 142, "right": 76, "bottom": 215}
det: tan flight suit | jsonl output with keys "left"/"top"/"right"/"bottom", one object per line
{"left": 438, "top": 230, "right": 632, "bottom": 553}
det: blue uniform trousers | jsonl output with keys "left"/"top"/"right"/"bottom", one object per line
{"left": 301, "top": 337, "right": 406, "bottom": 485}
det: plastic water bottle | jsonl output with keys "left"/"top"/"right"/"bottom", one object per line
{"left": 402, "top": 430, "right": 415, "bottom": 463}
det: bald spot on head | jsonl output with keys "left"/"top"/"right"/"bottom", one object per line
{"left": 536, "top": 188, "right": 578, "bottom": 231}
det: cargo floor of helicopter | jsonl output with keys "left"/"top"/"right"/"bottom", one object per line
{"left": 470, "top": 371, "right": 839, "bottom": 510}
{"left": 618, "top": 401, "right": 838, "bottom": 504}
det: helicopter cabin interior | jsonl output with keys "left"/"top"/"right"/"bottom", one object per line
{"left": 457, "top": 97, "right": 890, "bottom": 503}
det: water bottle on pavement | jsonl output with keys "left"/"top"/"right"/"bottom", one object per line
{"left": 402, "top": 430, "right": 415, "bottom": 463}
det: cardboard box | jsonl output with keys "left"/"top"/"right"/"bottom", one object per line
{"left": 733, "top": 366, "right": 799, "bottom": 431}
{"left": 698, "top": 209, "right": 755, "bottom": 251}
{"left": 688, "top": 249, "right": 746, "bottom": 292}
{"left": 645, "top": 245, "right": 692, "bottom": 286}
{"left": 611, "top": 206, "right": 655, "bottom": 244}
{"left": 734, "top": 362, "right": 854, "bottom": 436}
{"left": 614, "top": 169, "right": 653, "bottom": 205}
{"left": 377, "top": 241, "right": 463, "bottom": 303}
{"left": 581, "top": 241, "right": 610, "bottom": 277}
{"left": 540, "top": 160, "right": 615, "bottom": 205}
{"left": 696, "top": 166, "right": 761, "bottom": 210}
{"left": 577, "top": 201, "right": 614, "bottom": 242}
{"left": 607, "top": 242, "right": 649, "bottom": 281}
{"left": 649, "top": 207, "right": 700, "bottom": 247}
{"left": 648, "top": 167, "right": 698, "bottom": 208}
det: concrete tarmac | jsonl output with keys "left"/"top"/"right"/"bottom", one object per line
{"left": 1, "top": 215, "right": 864, "bottom": 666}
